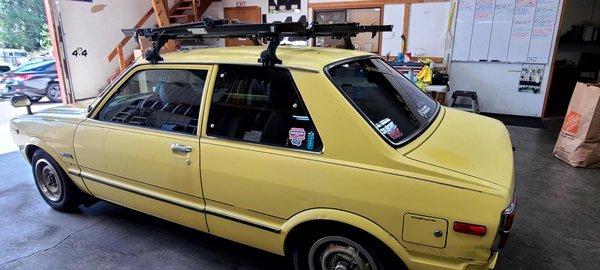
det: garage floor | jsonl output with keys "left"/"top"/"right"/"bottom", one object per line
{"left": 0, "top": 100, "right": 599, "bottom": 270}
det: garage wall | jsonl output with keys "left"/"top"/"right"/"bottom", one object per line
{"left": 58, "top": 0, "right": 158, "bottom": 100}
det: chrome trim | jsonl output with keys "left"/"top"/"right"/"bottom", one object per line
{"left": 72, "top": 170, "right": 281, "bottom": 234}
{"left": 171, "top": 143, "right": 192, "bottom": 153}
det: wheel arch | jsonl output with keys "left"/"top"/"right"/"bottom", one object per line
{"left": 23, "top": 138, "right": 91, "bottom": 194}
{"left": 281, "top": 208, "right": 411, "bottom": 268}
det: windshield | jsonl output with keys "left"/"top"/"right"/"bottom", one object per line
{"left": 327, "top": 57, "right": 438, "bottom": 145}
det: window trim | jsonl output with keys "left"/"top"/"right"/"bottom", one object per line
{"left": 324, "top": 55, "right": 440, "bottom": 148}
{"left": 203, "top": 64, "right": 324, "bottom": 155}
{"left": 90, "top": 65, "right": 212, "bottom": 137}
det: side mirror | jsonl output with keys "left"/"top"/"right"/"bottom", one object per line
{"left": 11, "top": 95, "right": 32, "bottom": 115}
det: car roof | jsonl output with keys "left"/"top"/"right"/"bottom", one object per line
{"left": 145, "top": 46, "right": 373, "bottom": 71}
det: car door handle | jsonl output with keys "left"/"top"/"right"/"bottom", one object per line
{"left": 171, "top": 143, "right": 192, "bottom": 153}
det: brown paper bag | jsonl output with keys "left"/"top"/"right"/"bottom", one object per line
{"left": 553, "top": 82, "right": 600, "bottom": 168}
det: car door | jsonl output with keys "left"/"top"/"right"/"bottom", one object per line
{"left": 74, "top": 64, "right": 213, "bottom": 232}
{"left": 199, "top": 64, "right": 324, "bottom": 249}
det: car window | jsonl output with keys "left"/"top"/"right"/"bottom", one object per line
{"left": 15, "top": 61, "right": 53, "bottom": 72}
{"left": 327, "top": 57, "right": 438, "bottom": 145}
{"left": 45, "top": 64, "right": 56, "bottom": 71}
{"left": 96, "top": 69, "right": 207, "bottom": 135}
{"left": 207, "top": 65, "right": 322, "bottom": 152}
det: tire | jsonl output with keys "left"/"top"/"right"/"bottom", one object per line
{"left": 291, "top": 227, "right": 404, "bottom": 270}
{"left": 45, "top": 83, "right": 62, "bottom": 103}
{"left": 31, "top": 149, "right": 87, "bottom": 211}
{"left": 28, "top": 95, "right": 42, "bottom": 102}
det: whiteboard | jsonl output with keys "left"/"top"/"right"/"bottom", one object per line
{"left": 469, "top": 0, "right": 495, "bottom": 61}
{"left": 407, "top": 2, "right": 452, "bottom": 57}
{"left": 488, "top": 0, "right": 516, "bottom": 61}
{"left": 527, "top": 0, "right": 560, "bottom": 63}
{"left": 381, "top": 4, "right": 405, "bottom": 56}
{"left": 452, "top": 0, "right": 476, "bottom": 61}
{"left": 506, "top": 0, "right": 537, "bottom": 62}
{"left": 452, "top": 0, "right": 560, "bottom": 63}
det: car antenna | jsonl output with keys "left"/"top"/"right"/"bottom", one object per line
{"left": 123, "top": 16, "right": 393, "bottom": 67}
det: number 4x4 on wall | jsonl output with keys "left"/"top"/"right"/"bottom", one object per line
{"left": 72, "top": 46, "right": 88, "bottom": 58}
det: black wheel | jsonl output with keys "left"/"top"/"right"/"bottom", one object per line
{"left": 45, "top": 83, "right": 62, "bottom": 103}
{"left": 28, "top": 95, "right": 42, "bottom": 102}
{"left": 291, "top": 228, "right": 403, "bottom": 270}
{"left": 31, "top": 149, "right": 87, "bottom": 211}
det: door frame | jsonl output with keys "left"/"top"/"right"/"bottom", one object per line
{"left": 224, "top": 6, "right": 262, "bottom": 47}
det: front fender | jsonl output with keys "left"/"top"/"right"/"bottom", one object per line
{"left": 24, "top": 137, "right": 91, "bottom": 194}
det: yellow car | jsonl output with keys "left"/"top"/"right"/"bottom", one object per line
{"left": 10, "top": 45, "right": 515, "bottom": 270}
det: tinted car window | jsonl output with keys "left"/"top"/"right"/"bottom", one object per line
{"left": 207, "top": 65, "right": 322, "bottom": 152}
{"left": 327, "top": 58, "right": 438, "bottom": 145}
{"left": 15, "top": 61, "right": 54, "bottom": 72}
{"left": 97, "top": 69, "right": 207, "bottom": 135}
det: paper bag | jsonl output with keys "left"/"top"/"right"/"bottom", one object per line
{"left": 553, "top": 82, "right": 600, "bottom": 168}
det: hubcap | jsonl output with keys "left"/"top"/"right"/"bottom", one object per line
{"left": 308, "top": 236, "right": 376, "bottom": 270}
{"left": 50, "top": 85, "right": 60, "bottom": 100}
{"left": 35, "top": 159, "right": 62, "bottom": 202}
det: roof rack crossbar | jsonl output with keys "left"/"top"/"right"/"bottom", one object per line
{"left": 123, "top": 17, "right": 392, "bottom": 67}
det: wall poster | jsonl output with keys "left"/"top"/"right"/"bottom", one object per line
{"left": 518, "top": 64, "right": 545, "bottom": 93}
{"left": 269, "top": 0, "right": 302, "bottom": 13}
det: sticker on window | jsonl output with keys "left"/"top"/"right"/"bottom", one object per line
{"left": 375, "top": 118, "right": 403, "bottom": 140}
{"left": 288, "top": 128, "right": 306, "bottom": 147}
{"left": 418, "top": 105, "right": 431, "bottom": 117}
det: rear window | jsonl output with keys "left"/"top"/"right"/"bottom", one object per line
{"left": 327, "top": 57, "right": 438, "bottom": 145}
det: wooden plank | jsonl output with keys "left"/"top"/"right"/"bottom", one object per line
{"left": 403, "top": 3, "right": 410, "bottom": 53}
{"left": 152, "top": 0, "right": 170, "bottom": 27}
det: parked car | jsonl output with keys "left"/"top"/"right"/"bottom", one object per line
{"left": 9, "top": 46, "right": 515, "bottom": 270}
{"left": 0, "top": 60, "right": 61, "bottom": 102}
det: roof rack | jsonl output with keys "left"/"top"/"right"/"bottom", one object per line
{"left": 123, "top": 16, "right": 392, "bottom": 67}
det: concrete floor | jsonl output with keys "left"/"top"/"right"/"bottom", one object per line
{"left": 0, "top": 99, "right": 599, "bottom": 269}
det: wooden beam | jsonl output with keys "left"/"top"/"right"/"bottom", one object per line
{"left": 152, "top": 0, "right": 170, "bottom": 27}
{"left": 107, "top": 8, "right": 153, "bottom": 62}
{"left": 403, "top": 3, "right": 410, "bottom": 53}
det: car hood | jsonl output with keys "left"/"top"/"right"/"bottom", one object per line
{"left": 405, "top": 108, "right": 514, "bottom": 191}
{"left": 31, "top": 104, "right": 88, "bottom": 124}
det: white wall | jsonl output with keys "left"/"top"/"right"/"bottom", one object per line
{"left": 58, "top": 0, "right": 157, "bottom": 100}
{"left": 448, "top": 0, "right": 564, "bottom": 117}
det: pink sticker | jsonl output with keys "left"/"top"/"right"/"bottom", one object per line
{"left": 289, "top": 127, "right": 306, "bottom": 147}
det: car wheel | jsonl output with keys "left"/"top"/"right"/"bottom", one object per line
{"left": 28, "top": 96, "right": 42, "bottom": 102}
{"left": 45, "top": 83, "right": 62, "bottom": 103}
{"left": 31, "top": 149, "right": 85, "bottom": 211}
{"left": 291, "top": 229, "right": 403, "bottom": 270}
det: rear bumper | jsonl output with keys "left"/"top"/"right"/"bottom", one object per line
{"left": 405, "top": 251, "right": 500, "bottom": 270}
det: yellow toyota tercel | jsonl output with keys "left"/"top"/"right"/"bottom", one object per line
{"left": 10, "top": 46, "right": 515, "bottom": 270}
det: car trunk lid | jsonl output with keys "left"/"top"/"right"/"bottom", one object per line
{"left": 405, "top": 108, "right": 514, "bottom": 190}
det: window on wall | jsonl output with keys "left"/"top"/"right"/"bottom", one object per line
{"left": 314, "top": 8, "right": 381, "bottom": 53}
{"left": 96, "top": 69, "right": 207, "bottom": 135}
{"left": 207, "top": 65, "right": 322, "bottom": 152}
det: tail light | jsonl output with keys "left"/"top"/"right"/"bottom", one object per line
{"left": 14, "top": 74, "right": 33, "bottom": 82}
{"left": 453, "top": 222, "right": 487, "bottom": 236}
{"left": 494, "top": 194, "right": 516, "bottom": 250}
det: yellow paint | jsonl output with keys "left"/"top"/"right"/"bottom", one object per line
{"left": 10, "top": 47, "right": 513, "bottom": 270}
